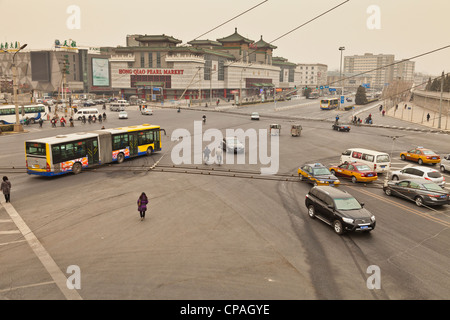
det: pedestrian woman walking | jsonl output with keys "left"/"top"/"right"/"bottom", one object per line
{"left": 1, "top": 176, "right": 11, "bottom": 203}
{"left": 137, "top": 192, "right": 148, "bottom": 221}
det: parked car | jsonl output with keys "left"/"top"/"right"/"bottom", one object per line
{"left": 251, "top": 112, "right": 260, "bottom": 120}
{"left": 221, "top": 137, "right": 245, "bottom": 153}
{"left": 305, "top": 186, "right": 376, "bottom": 235}
{"left": 390, "top": 166, "right": 445, "bottom": 187}
{"left": 118, "top": 111, "right": 128, "bottom": 119}
{"left": 298, "top": 163, "right": 340, "bottom": 187}
{"left": 439, "top": 154, "right": 450, "bottom": 173}
{"left": 383, "top": 179, "right": 449, "bottom": 207}
{"left": 329, "top": 161, "right": 377, "bottom": 183}
{"left": 400, "top": 147, "right": 440, "bottom": 165}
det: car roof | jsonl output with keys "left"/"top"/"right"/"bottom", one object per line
{"left": 304, "top": 163, "right": 326, "bottom": 168}
{"left": 395, "top": 178, "right": 436, "bottom": 184}
{"left": 311, "top": 186, "right": 352, "bottom": 197}
{"left": 405, "top": 166, "right": 438, "bottom": 172}
{"left": 340, "top": 161, "right": 368, "bottom": 166}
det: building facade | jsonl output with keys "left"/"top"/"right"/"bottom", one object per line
{"left": 109, "top": 29, "right": 328, "bottom": 102}
{"left": 344, "top": 53, "right": 395, "bottom": 90}
{"left": 0, "top": 42, "right": 113, "bottom": 101}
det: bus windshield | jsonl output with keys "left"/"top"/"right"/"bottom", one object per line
{"left": 26, "top": 142, "right": 47, "bottom": 156}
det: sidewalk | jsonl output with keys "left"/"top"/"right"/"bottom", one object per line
{"left": 386, "top": 102, "right": 450, "bottom": 131}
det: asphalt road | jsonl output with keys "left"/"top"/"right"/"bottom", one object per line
{"left": 0, "top": 103, "right": 449, "bottom": 300}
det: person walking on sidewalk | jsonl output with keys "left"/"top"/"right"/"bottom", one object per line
{"left": 137, "top": 192, "right": 149, "bottom": 221}
{"left": 203, "top": 145, "right": 211, "bottom": 164}
{"left": 215, "top": 146, "right": 223, "bottom": 165}
{"left": 1, "top": 176, "right": 11, "bottom": 203}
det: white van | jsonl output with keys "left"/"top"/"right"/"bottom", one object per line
{"left": 109, "top": 99, "right": 130, "bottom": 111}
{"left": 340, "top": 148, "right": 391, "bottom": 173}
{"left": 74, "top": 108, "right": 100, "bottom": 120}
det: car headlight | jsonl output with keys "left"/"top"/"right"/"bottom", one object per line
{"left": 342, "top": 217, "right": 354, "bottom": 224}
{"left": 370, "top": 215, "right": 376, "bottom": 222}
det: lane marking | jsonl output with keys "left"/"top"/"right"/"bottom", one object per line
{"left": 0, "top": 239, "right": 26, "bottom": 246}
{"left": 0, "top": 201, "right": 82, "bottom": 300}
{"left": 0, "top": 280, "right": 56, "bottom": 293}
{"left": 0, "top": 230, "right": 21, "bottom": 235}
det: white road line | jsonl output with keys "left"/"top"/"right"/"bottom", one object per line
{"left": 0, "top": 230, "right": 21, "bottom": 235}
{"left": 0, "top": 280, "right": 55, "bottom": 293}
{"left": 0, "top": 201, "right": 82, "bottom": 300}
{"left": 0, "top": 239, "right": 26, "bottom": 246}
{"left": 0, "top": 219, "right": 13, "bottom": 223}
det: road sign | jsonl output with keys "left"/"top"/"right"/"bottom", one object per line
{"left": 362, "top": 83, "right": 370, "bottom": 88}
{"left": 329, "top": 88, "right": 336, "bottom": 92}
{"left": 320, "top": 86, "right": 323, "bottom": 90}
{"left": 340, "top": 95, "right": 345, "bottom": 104}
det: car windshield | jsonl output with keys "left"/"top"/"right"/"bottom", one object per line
{"left": 313, "top": 168, "right": 331, "bottom": 175}
{"left": 422, "top": 183, "right": 443, "bottom": 192}
{"left": 355, "top": 165, "right": 371, "bottom": 171}
{"left": 334, "top": 197, "right": 362, "bottom": 210}
{"left": 376, "top": 155, "right": 390, "bottom": 162}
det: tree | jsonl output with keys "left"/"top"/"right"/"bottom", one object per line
{"left": 355, "top": 85, "right": 368, "bottom": 105}
{"left": 425, "top": 77, "right": 432, "bottom": 91}
{"left": 430, "top": 78, "right": 440, "bottom": 91}
{"left": 303, "top": 87, "right": 312, "bottom": 98}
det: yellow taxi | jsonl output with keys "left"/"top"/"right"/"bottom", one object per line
{"left": 298, "top": 163, "right": 340, "bottom": 186}
{"left": 329, "top": 162, "right": 378, "bottom": 184}
{"left": 400, "top": 147, "right": 440, "bottom": 165}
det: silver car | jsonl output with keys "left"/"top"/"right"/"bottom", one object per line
{"left": 390, "top": 166, "right": 445, "bottom": 187}
{"left": 440, "top": 154, "right": 450, "bottom": 173}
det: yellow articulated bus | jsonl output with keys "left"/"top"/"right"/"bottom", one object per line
{"left": 25, "top": 124, "right": 165, "bottom": 176}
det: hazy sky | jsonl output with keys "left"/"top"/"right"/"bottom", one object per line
{"left": 1, "top": 0, "right": 449, "bottom": 75}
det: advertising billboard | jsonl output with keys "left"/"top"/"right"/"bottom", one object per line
{"left": 92, "top": 57, "right": 109, "bottom": 86}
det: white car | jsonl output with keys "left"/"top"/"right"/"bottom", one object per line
{"left": 440, "top": 154, "right": 450, "bottom": 173}
{"left": 118, "top": 111, "right": 128, "bottom": 119}
{"left": 251, "top": 112, "right": 260, "bottom": 120}
{"left": 141, "top": 108, "right": 153, "bottom": 115}
{"left": 221, "top": 137, "right": 245, "bottom": 153}
{"left": 390, "top": 166, "right": 445, "bottom": 187}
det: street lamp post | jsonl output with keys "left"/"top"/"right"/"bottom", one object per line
{"left": 2, "top": 43, "right": 28, "bottom": 132}
{"left": 339, "top": 46, "right": 345, "bottom": 110}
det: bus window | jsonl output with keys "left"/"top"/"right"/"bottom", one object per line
{"left": 26, "top": 142, "right": 46, "bottom": 156}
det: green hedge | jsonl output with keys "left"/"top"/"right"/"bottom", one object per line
{"left": 0, "top": 124, "right": 14, "bottom": 133}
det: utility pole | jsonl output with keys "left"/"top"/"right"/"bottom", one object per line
{"left": 438, "top": 71, "right": 444, "bottom": 129}
{"left": 197, "top": 66, "right": 202, "bottom": 106}
{"left": 339, "top": 46, "right": 345, "bottom": 111}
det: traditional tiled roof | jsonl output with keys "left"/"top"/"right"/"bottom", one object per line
{"left": 254, "top": 36, "right": 277, "bottom": 50}
{"left": 187, "top": 39, "right": 222, "bottom": 47}
{"left": 135, "top": 34, "right": 182, "bottom": 44}
{"left": 217, "top": 28, "right": 253, "bottom": 44}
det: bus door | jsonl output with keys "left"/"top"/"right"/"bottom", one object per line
{"left": 128, "top": 132, "right": 139, "bottom": 156}
{"left": 86, "top": 138, "right": 99, "bottom": 165}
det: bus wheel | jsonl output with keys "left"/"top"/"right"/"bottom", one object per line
{"left": 72, "top": 162, "right": 82, "bottom": 175}
{"left": 146, "top": 147, "right": 153, "bottom": 156}
{"left": 117, "top": 153, "right": 125, "bottom": 164}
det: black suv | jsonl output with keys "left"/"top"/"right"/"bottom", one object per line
{"left": 305, "top": 186, "right": 376, "bottom": 235}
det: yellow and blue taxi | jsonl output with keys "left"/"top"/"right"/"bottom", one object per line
{"left": 329, "top": 161, "right": 378, "bottom": 183}
{"left": 400, "top": 147, "right": 440, "bottom": 165}
{"left": 298, "top": 163, "right": 340, "bottom": 186}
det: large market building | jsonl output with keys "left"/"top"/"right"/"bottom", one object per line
{"left": 109, "top": 28, "right": 327, "bottom": 102}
